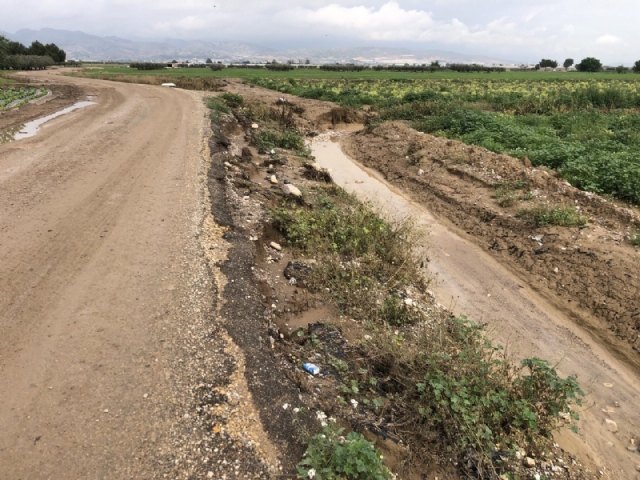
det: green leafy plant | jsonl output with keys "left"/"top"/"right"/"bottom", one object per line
{"left": 252, "top": 128, "right": 308, "bottom": 155}
{"left": 493, "top": 180, "right": 529, "bottom": 207}
{"left": 297, "top": 424, "right": 391, "bottom": 480}
{"left": 631, "top": 231, "right": 640, "bottom": 246}
{"left": 220, "top": 92, "right": 244, "bottom": 108}
{"left": 517, "top": 206, "right": 587, "bottom": 227}
{"left": 369, "top": 316, "right": 583, "bottom": 477}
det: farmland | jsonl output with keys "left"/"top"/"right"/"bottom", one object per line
{"left": 81, "top": 64, "right": 640, "bottom": 81}
{"left": 2, "top": 65, "right": 639, "bottom": 479}
{"left": 251, "top": 76, "right": 640, "bottom": 205}
{"left": 78, "top": 65, "right": 640, "bottom": 204}
{"left": 0, "top": 85, "right": 47, "bottom": 110}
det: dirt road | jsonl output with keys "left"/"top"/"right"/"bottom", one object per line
{"left": 0, "top": 73, "right": 242, "bottom": 478}
{"left": 312, "top": 136, "right": 640, "bottom": 479}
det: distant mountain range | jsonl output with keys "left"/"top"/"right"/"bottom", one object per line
{"left": 8, "top": 28, "right": 515, "bottom": 66}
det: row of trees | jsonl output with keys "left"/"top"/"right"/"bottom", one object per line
{"left": 0, "top": 35, "right": 66, "bottom": 70}
{"left": 538, "top": 57, "right": 640, "bottom": 73}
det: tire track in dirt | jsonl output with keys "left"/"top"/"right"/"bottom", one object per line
{"left": 0, "top": 73, "right": 276, "bottom": 478}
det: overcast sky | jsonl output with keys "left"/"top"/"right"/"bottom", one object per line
{"left": 0, "top": 0, "right": 637, "bottom": 63}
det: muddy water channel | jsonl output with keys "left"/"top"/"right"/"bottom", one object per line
{"left": 311, "top": 134, "right": 640, "bottom": 479}
{"left": 12, "top": 99, "right": 96, "bottom": 141}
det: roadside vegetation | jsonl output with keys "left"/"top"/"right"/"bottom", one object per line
{"left": 517, "top": 205, "right": 587, "bottom": 227}
{"left": 251, "top": 77, "right": 640, "bottom": 205}
{"left": 273, "top": 185, "right": 583, "bottom": 478}
{"left": 208, "top": 91, "right": 586, "bottom": 478}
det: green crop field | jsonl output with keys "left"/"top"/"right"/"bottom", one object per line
{"left": 77, "top": 65, "right": 640, "bottom": 204}
{"left": 0, "top": 85, "right": 46, "bottom": 109}
{"left": 252, "top": 75, "right": 640, "bottom": 205}
{"left": 80, "top": 64, "right": 640, "bottom": 81}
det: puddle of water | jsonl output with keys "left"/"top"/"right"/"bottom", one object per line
{"left": 13, "top": 100, "right": 96, "bottom": 141}
{"left": 275, "top": 306, "right": 333, "bottom": 338}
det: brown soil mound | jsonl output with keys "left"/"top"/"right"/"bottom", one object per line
{"left": 344, "top": 121, "right": 640, "bottom": 368}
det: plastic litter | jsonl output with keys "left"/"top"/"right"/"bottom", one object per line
{"left": 303, "top": 363, "right": 320, "bottom": 375}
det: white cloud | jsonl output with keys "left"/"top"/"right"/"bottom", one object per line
{"left": 595, "top": 34, "right": 622, "bottom": 45}
{"left": 155, "top": 15, "right": 207, "bottom": 32}
{"left": 287, "top": 2, "right": 546, "bottom": 49}
{"left": 1, "top": 0, "right": 639, "bottom": 63}
{"left": 297, "top": 2, "right": 435, "bottom": 36}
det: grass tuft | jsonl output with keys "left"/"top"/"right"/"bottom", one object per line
{"left": 517, "top": 205, "right": 587, "bottom": 227}
{"left": 252, "top": 128, "right": 310, "bottom": 156}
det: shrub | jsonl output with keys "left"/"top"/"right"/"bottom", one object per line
{"left": 220, "top": 92, "right": 243, "bottom": 108}
{"left": 129, "top": 62, "right": 167, "bottom": 70}
{"left": 297, "top": 424, "right": 391, "bottom": 480}
{"left": 631, "top": 231, "right": 640, "bottom": 246}
{"left": 366, "top": 316, "right": 583, "bottom": 477}
{"left": 252, "top": 128, "right": 307, "bottom": 154}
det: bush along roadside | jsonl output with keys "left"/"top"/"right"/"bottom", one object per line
{"left": 272, "top": 186, "right": 584, "bottom": 479}
{"left": 205, "top": 90, "right": 589, "bottom": 480}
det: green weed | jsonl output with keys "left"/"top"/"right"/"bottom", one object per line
{"left": 493, "top": 180, "right": 529, "bottom": 207}
{"left": 220, "top": 92, "right": 243, "bottom": 108}
{"left": 298, "top": 424, "right": 391, "bottom": 480}
{"left": 363, "top": 316, "right": 583, "bottom": 477}
{"left": 252, "top": 128, "right": 308, "bottom": 155}
{"left": 272, "top": 186, "right": 583, "bottom": 478}
{"left": 517, "top": 206, "right": 587, "bottom": 227}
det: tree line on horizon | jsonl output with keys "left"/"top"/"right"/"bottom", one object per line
{"left": 0, "top": 35, "right": 66, "bottom": 70}
{"left": 538, "top": 57, "right": 640, "bottom": 73}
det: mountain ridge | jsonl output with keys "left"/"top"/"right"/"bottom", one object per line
{"left": 9, "top": 28, "right": 515, "bottom": 65}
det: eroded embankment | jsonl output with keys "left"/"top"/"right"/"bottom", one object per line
{"left": 343, "top": 121, "right": 640, "bottom": 366}
{"left": 202, "top": 88, "right": 597, "bottom": 479}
